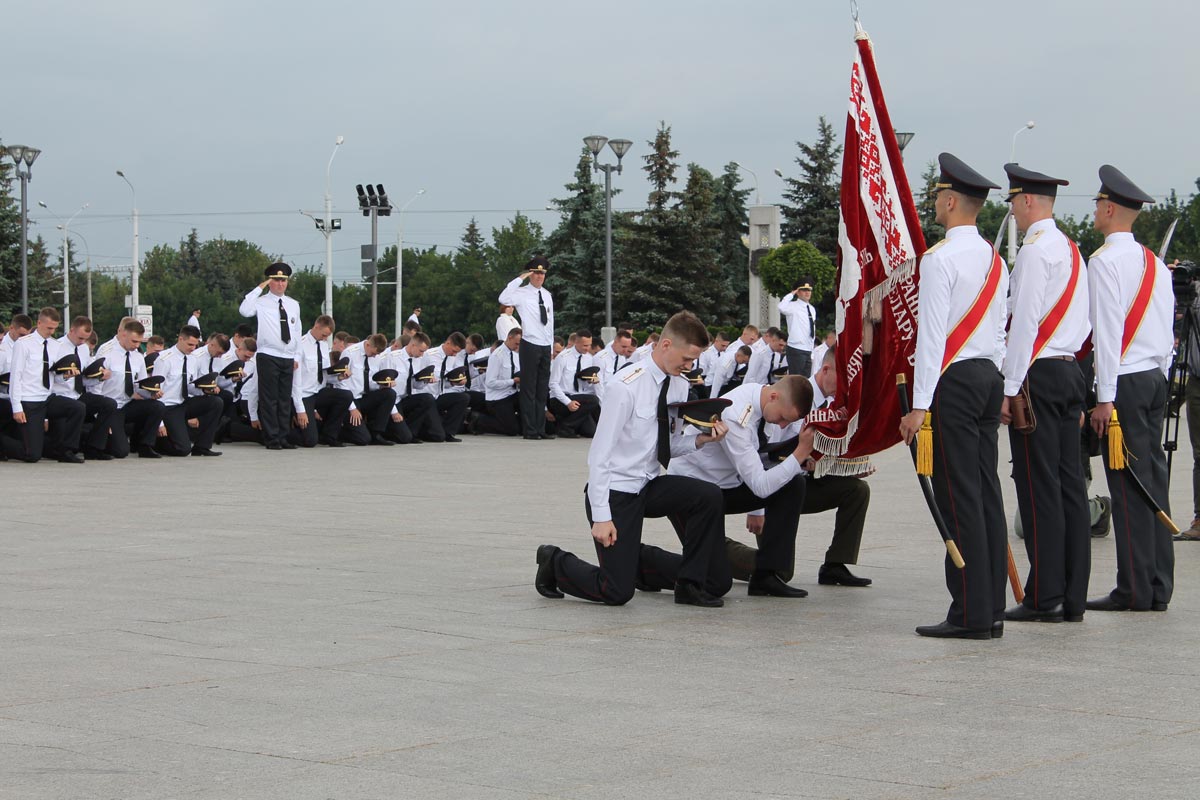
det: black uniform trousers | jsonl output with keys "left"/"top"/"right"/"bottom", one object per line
{"left": 435, "top": 392, "right": 470, "bottom": 437}
{"left": 310, "top": 387, "right": 352, "bottom": 445}
{"left": 477, "top": 394, "right": 521, "bottom": 436}
{"left": 226, "top": 400, "right": 264, "bottom": 443}
{"left": 78, "top": 392, "right": 118, "bottom": 451}
{"left": 289, "top": 394, "right": 321, "bottom": 448}
{"left": 518, "top": 339, "right": 551, "bottom": 436}
{"left": 786, "top": 346, "right": 812, "bottom": 377}
{"left": 4, "top": 396, "right": 85, "bottom": 461}
{"left": 1101, "top": 368, "right": 1173, "bottom": 609}
{"left": 552, "top": 476, "right": 728, "bottom": 605}
{"left": 342, "top": 388, "right": 396, "bottom": 445}
{"left": 393, "top": 393, "right": 438, "bottom": 442}
{"left": 1009, "top": 358, "right": 1091, "bottom": 615}
{"left": 931, "top": 358, "right": 1008, "bottom": 632}
{"left": 255, "top": 353, "right": 294, "bottom": 447}
{"left": 725, "top": 474, "right": 870, "bottom": 582}
{"left": 159, "top": 395, "right": 223, "bottom": 454}
{"left": 106, "top": 399, "right": 165, "bottom": 458}
{"left": 548, "top": 394, "right": 600, "bottom": 437}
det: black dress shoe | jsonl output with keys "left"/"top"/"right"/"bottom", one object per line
{"left": 539, "top": 432, "right": 556, "bottom": 440}
{"left": 280, "top": 442, "right": 298, "bottom": 450}
{"left": 557, "top": 428, "right": 578, "bottom": 439}
{"left": 370, "top": 435, "right": 395, "bottom": 446}
{"left": 818, "top": 563, "right": 872, "bottom": 587}
{"left": 1085, "top": 595, "right": 1131, "bottom": 612}
{"left": 57, "top": 451, "right": 85, "bottom": 464}
{"left": 444, "top": 435, "right": 462, "bottom": 443}
{"left": 634, "top": 576, "right": 662, "bottom": 592}
{"left": 265, "top": 442, "right": 283, "bottom": 450}
{"left": 135, "top": 445, "right": 161, "bottom": 459}
{"left": 915, "top": 621, "right": 991, "bottom": 640}
{"left": 992, "top": 621, "right": 1004, "bottom": 638}
{"left": 674, "top": 581, "right": 724, "bottom": 607}
{"left": 535, "top": 545, "right": 563, "bottom": 599}
{"left": 83, "top": 447, "right": 114, "bottom": 461}
{"left": 1004, "top": 603, "right": 1065, "bottom": 623}
{"left": 1064, "top": 611, "right": 1085, "bottom": 622}
{"left": 191, "top": 447, "right": 222, "bottom": 457}
{"left": 1151, "top": 602, "right": 1168, "bottom": 612}
{"left": 748, "top": 571, "right": 809, "bottom": 598}
{"left": 523, "top": 434, "right": 540, "bottom": 440}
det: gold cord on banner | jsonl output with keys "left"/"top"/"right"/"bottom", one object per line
{"left": 1108, "top": 409, "right": 1126, "bottom": 469}
{"left": 916, "top": 411, "right": 934, "bottom": 476}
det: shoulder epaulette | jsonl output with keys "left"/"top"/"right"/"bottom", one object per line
{"left": 923, "top": 239, "right": 948, "bottom": 256}
{"left": 621, "top": 367, "right": 645, "bottom": 384}
{"left": 736, "top": 403, "right": 754, "bottom": 427}
{"left": 1090, "top": 243, "right": 1111, "bottom": 259}
{"left": 97, "top": 340, "right": 116, "bottom": 355}
{"left": 17, "top": 331, "right": 37, "bottom": 342}
{"left": 1023, "top": 230, "right": 1045, "bottom": 246}
{"left": 156, "top": 350, "right": 174, "bottom": 360}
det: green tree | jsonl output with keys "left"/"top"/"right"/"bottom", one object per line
{"left": 545, "top": 148, "right": 611, "bottom": 333}
{"left": 915, "top": 161, "right": 943, "bottom": 246}
{"left": 779, "top": 116, "right": 843, "bottom": 258}
{"left": 712, "top": 162, "right": 751, "bottom": 323}
{"left": 757, "top": 240, "right": 835, "bottom": 303}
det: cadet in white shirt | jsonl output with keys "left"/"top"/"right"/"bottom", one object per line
{"left": 382, "top": 332, "right": 439, "bottom": 443}
{"left": 711, "top": 344, "right": 753, "bottom": 398}
{"left": 534, "top": 312, "right": 732, "bottom": 608}
{"left": 238, "top": 262, "right": 302, "bottom": 450}
{"left": 778, "top": 277, "right": 818, "bottom": 375}
{"left": 997, "top": 163, "right": 1092, "bottom": 624}
{"left": 474, "top": 328, "right": 523, "bottom": 436}
{"left": 415, "top": 332, "right": 470, "bottom": 442}
{"left": 338, "top": 334, "right": 399, "bottom": 446}
{"left": 290, "top": 315, "right": 351, "bottom": 448}
{"left": 95, "top": 318, "right": 165, "bottom": 459}
{"left": 548, "top": 329, "right": 601, "bottom": 438}
{"left": 743, "top": 327, "right": 789, "bottom": 386}
{"left": 696, "top": 331, "right": 730, "bottom": 398}
{"left": 154, "top": 325, "right": 225, "bottom": 457}
{"left": 54, "top": 316, "right": 118, "bottom": 460}
{"left": 669, "top": 376, "right": 815, "bottom": 597}
{"left": 4, "top": 307, "right": 85, "bottom": 463}
{"left": 0, "top": 314, "right": 34, "bottom": 436}
{"left": 899, "top": 153, "right": 1009, "bottom": 640}
{"left": 810, "top": 332, "right": 835, "bottom": 378}
{"left": 594, "top": 329, "right": 636, "bottom": 402}
{"left": 1084, "top": 165, "right": 1175, "bottom": 613}
{"left": 498, "top": 256, "right": 555, "bottom": 439}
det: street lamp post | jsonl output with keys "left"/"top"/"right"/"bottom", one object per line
{"left": 116, "top": 170, "right": 138, "bottom": 311}
{"left": 3, "top": 144, "right": 42, "bottom": 313}
{"left": 1008, "top": 121, "right": 1036, "bottom": 265}
{"left": 324, "top": 136, "right": 344, "bottom": 316}
{"left": 732, "top": 162, "right": 761, "bottom": 206}
{"left": 38, "top": 201, "right": 89, "bottom": 322}
{"left": 583, "top": 135, "right": 633, "bottom": 343}
{"left": 394, "top": 189, "right": 426, "bottom": 339}
{"left": 356, "top": 183, "right": 393, "bottom": 333}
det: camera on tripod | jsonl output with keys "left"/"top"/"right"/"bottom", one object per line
{"left": 1171, "top": 259, "right": 1199, "bottom": 305}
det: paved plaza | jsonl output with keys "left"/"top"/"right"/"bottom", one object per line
{"left": 1, "top": 430, "right": 1198, "bottom": 799}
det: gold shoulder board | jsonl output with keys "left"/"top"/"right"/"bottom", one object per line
{"left": 1023, "top": 230, "right": 1044, "bottom": 246}
{"left": 923, "top": 239, "right": 948, "bottom": 256}
{"left": 621, "top": 367, "right": 645, "bottom": 384}
{"left": 737, "top": 404, "right": 754, "bottom": 427}
{"left": 1090, "top": 243, "right": 1111, "bottom": 259}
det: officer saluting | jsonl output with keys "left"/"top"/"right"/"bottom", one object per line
{"left": 900, "top": 153, "right": 1009, "bottom": 640}
{"left": 498, "top": 256, "right": 555, "bottom": 440}
{"left": 1085, "top": 165, "right": 1175, "bottom": 613}
{"left": 239, "top": 262, "right": 302, "bottom": 450}
{"left": 999, "top": 163, "right": 1092, "bottom": 624}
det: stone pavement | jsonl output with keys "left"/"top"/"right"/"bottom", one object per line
{"left": 1, "top": 431, "right": 1197, "bottom": 799}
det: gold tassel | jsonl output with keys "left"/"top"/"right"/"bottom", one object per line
{"left": 916, "top": 411, "right": 934, "bottom": 476}
{"left": 1108, "top": 409, "right": 1126, "bottom": 470}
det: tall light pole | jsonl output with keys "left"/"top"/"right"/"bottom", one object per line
{"left": 583, "top": 135, "right": 633, "bottom": 343}
{"left": 116, "top": 170, "right": 138, "bottom": 311}
{"left": 324, "top": 135, "right": 344, "bottom": 316}
{"left": 732, "top": 162, "right": 761, "bottom": 206}
{"left": 64, "top": 227, "right": 94, "bottom": 319}
{"left": 37, "top": 200, "right": 89, "bottom": 322}
{"left": 3, "top": 144, "right": 41, "bottom": 313}
{"left": 394, "top": 189, "right": 426, "bottom": 339}
{"left": 895, "top": 131, "right": 915, "bottom": 160}
{"left": 1008, "top": 121, "right": 1035, "bottom": 265}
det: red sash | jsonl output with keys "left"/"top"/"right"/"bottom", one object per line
{"left": 941, "top": 252, "right": 1003, "bottom": 373}
{"left": 1031, "top": 240, "right": 1082, "bottom": 360}
{"left": 1120, "top": 247, "right": 1157, "bottom": 358}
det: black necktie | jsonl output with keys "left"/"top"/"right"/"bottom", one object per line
{"left": 441, "top": 354, "right": 450, "bottom": 388}
{"left": 74, "top": 347, "right": 85, "bottom": 395}
{"left": 613, "top": 355, "right": 620, "bottom": 374}
{"left": 406, "top": 357, "right": 414, "bottom": 396}
{"left": 656, "top": 377, "right": 672, "bottom": 469}
{"left": 574, "top": 353, "right": 583, "bottom": 391}
{"left": 279, "top": 299, "right": 291, "bottom": 344}
{"left": 809, "top": 307, "right": 815, "bottom": 340}
{"left": 181, "top": 354, "right": 189, "bottom": 401}
{"left": 509, "top": 349, "right": 516, "bottom": 380}
{"left": 362, "top": 354, "right": 371, "bottom": 393}
{"left": 538, "top": 290, "right": 548, "bottom": 325}
{"left": 124, "top": 352, "right": 134, "bottom": 397}
{"left": 316, "top": 342, "right": 324, "bottom": 382}
{"left": 464, "top": 353, "right": 473, "bottom": 388}
{"left": 41, "top": 339, "right": 50, "bottom": 389}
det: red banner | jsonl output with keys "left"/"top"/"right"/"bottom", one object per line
{"left": 809, "top": 31, "right": 926, "bottom": 474}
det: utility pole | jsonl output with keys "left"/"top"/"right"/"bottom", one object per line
{"left": 357, "top": 183, "right": 392, "bottom": 333}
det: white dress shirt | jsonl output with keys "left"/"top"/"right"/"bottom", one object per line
{"left": 238, "top": 288, "right": 302, "bottom": 359}
{"left": 495, "top": 313, "right": 521, "bottom": 343}
{"left": 1087, "top": 231, "right": 1174, "bottom": 403}
{"left": 49, "top": 336, "right": 98, "bottom": 400}
{"left": 745, "top": 346, "right": 787, "bottom": 386}
{"left": 810, "top": 342, "right": 829, "bottom": 377}
{"left": 586, "top": 358, "right": 700, "bottom": 523}
{"left": 698, "top": 344, "right": 723, "bottom": 386}
{"left": 778, "top": 294, "right": 816, "bottom": 350}
{"left": 416, "top": 345, "right": 465, "bottom": 398}
{"left": 498, "top": 278, "right": 554, "bottom": 346}
{"left": 912, "top": 225, "right": 1010, "bottom": 410}
{"left": 331, "top": 342, "right": 368, "bottom": 409}
{"left": 1001, "top": 218, "right": 1091, "bottom": 396}
{"left": 186, "top": 314, "right": 201, "bottom": 332}
{"left": 95, "top": 337, "right": 149, "bottom": 409}
{"left": 669, "top": 382, "right": 802, "bottom": 495}
{"left": 550, "top": 347, "right": 598, "bottom": 405}
{"left": 595, "top": 345, "right": 633, "bottom": 402}
{"left": 153, "top": 345, "right": 205, "bottom": 408}
{"left": 8, "top": 331, "right": 57, "bottom": 413}
{"left": 293, "top": 332, "right": 329, "bottom": 411}
{"left": 484, "top": 345, "right": 521, "bottom": 402}
{"left": 381, "top": 346, "right": 425, "bottom": 400}
{"left": 0, "top": 336, "right": 13, "bottom": 399}
{"left": 237, "top": 358, "right": 261, "bottom": 421}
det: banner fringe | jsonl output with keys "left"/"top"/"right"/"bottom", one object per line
{"left": 814, "top": 454, "right": 874, "bottom": 479}
{"left": 862, "top": 256, "right": 917, "bottom": 307}
{"left": 813, "top": 411, "right": 860, "bottom": 458}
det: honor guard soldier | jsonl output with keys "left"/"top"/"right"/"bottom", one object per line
{"left": 534, "top": 312, "right": 731, "bottom": 607}
{"left": 1085, "top": 165, "right": 1175, "bottom": 613}
{"left": 239, "top": 262, "right": 302, "bottom": 450}
{"left": 547, "top": 329, "right": 602, "bottom": 438}
{"left": 668, "top": 376, "right": 815, "bottom": 597}
{"left": 152, "top": 325, "right": 224, "bottom": 456}
{"left": 56, "top": 316, "right": 118, "bottom": 460}
{"left": 95, "top": 319, "right": 165, "bottom": 458}
{"left": 4, "top": 307, "right": 86, "bottom": 463}
{"left": 778, "top": 277, "right": 818, "bottom": 375}
{"left": 499, "top": 256, "right": 555, "bottom": 439}
{"left": 899, "top": 153, "right": 1010, "bottom": 640}
{"left": 999, "top": 163, "right": 1093, "bottom": 623}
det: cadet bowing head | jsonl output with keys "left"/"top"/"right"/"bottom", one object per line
{"left": 505, "top": 328, "right": 523, "bottom": 349}
{"left": 656, "top": 311, "right": 710, "bottom": 375}
{"left": 364, "top": 333, "right": 388, "bottom": 355}
{"left": 118, "top": 319, "right": 145, "bottom": 350}
{"left": 67, "top": 316, "right": 93, "bottom": 345}
{"left": 613, "top": 329, "right": 635, "bottom": 356}
{"left": 312, "top": 316, "right": 334, "bottom": 340}
{"left": 177, "top": 325, "right": 201, "bottom": 353}
{"left": 406, "top": 331, "right": 431, "bottom": 356}
{"left": 36, "top": 306, "right": 61, "bottom": 337}
{"left": 237, "top": 337, "right": 257, "bottom": 360}
{"left": 8, "top": 313, "right": 33, "bottom": 338}
{"left": 762, "top": 375, "right": 815, "bottom": 426}
{"left": 814, "top": 347, "right": 838, "bottom": 395}
{"left": 574, "top": 330, "right": 592, "bottom": 353}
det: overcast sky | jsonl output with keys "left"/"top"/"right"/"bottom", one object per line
{"left": 9, "top": 0, "right": 1198, "bottom": 286}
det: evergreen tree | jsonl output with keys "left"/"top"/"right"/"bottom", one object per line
{"left": 545, "top": 148, "right": 611, "bottom": 333}
{"left": 916, "top": 161, "right": 943, "bottom": 246}
{"left": 712, "top": 162, "right": 751, "bottom": 323}
{"left": 779, "top": 116, "right": 843, "bottom": 259}
{"left": 676, "top": 164, "right": 729, "bottom": 321}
